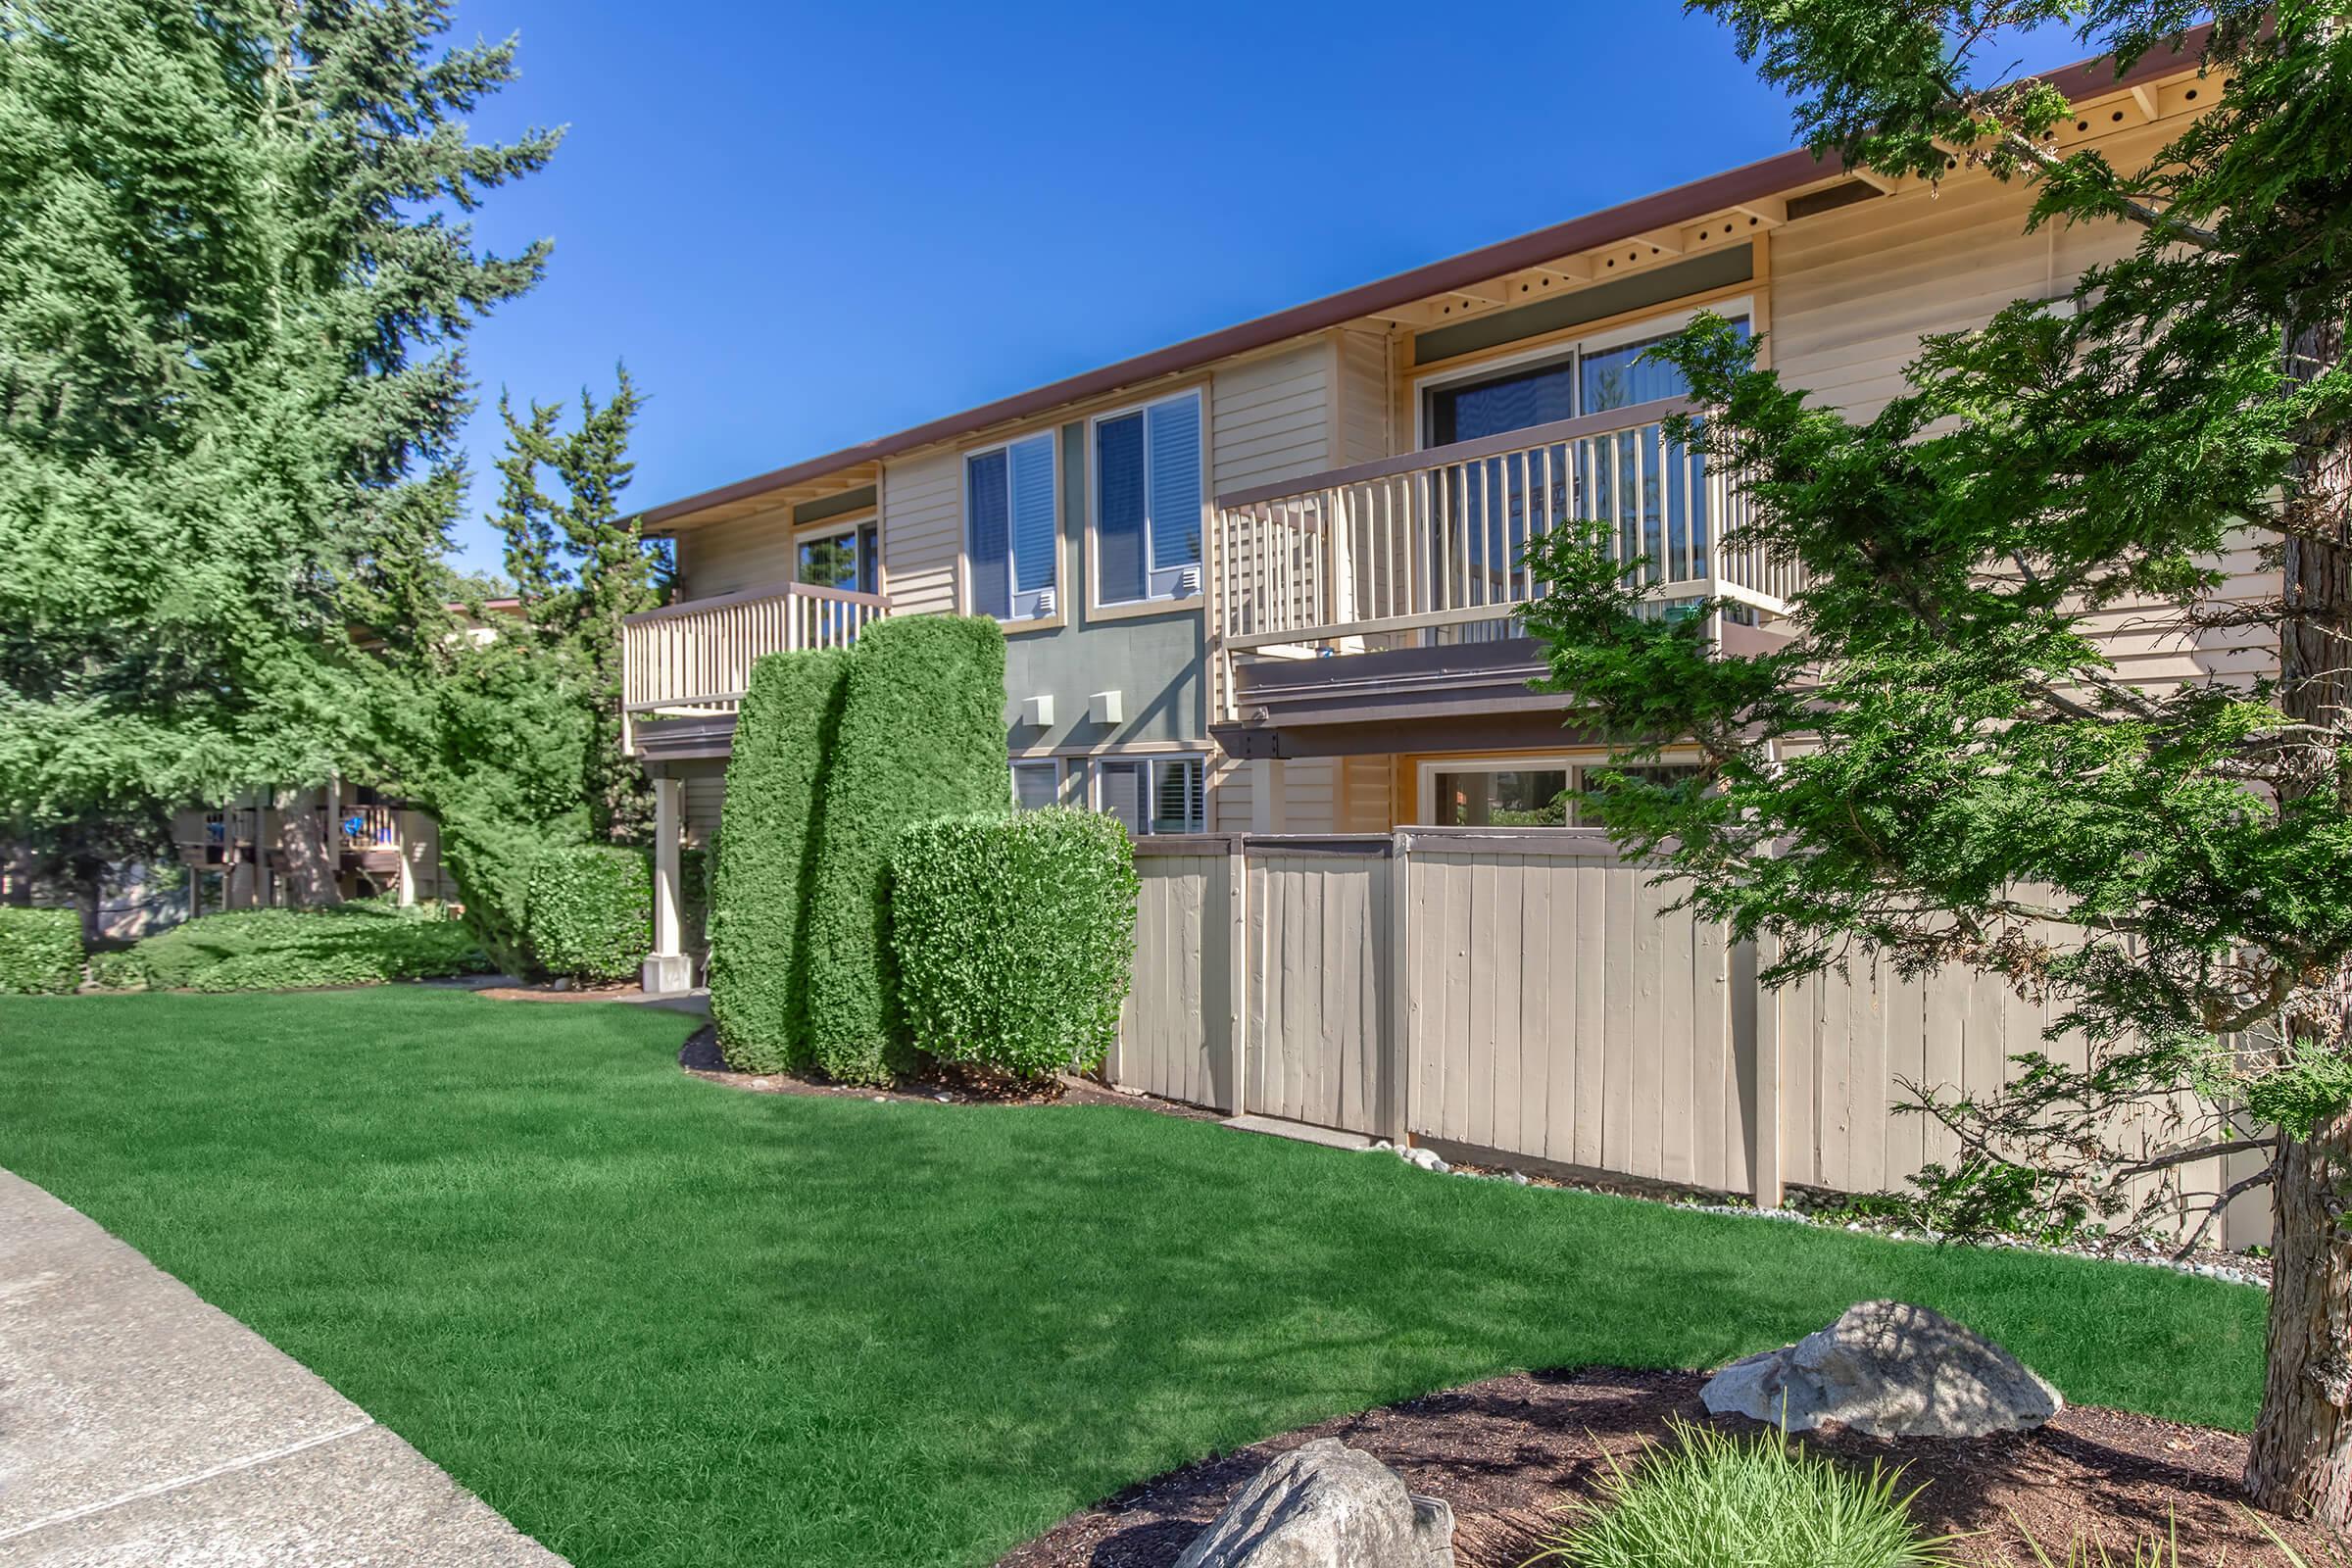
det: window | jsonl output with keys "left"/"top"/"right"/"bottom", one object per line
{"left": 1094, "top": 390, "right": 1202, "bottom": 605}
{"left": 1010, "top": 759, "right": 1062, "bottom": 811}
{"left": 967, "top": 432, "right": 1057, "bottom": 620}
{"left": 1094, "top": 755, "right": 1205, "bottom": 835}
{"left": 1418, "top": 758, "right": 1702, "bottom": 827}
{"left": 1421, "top": 310, "right": 1752, "bottom": 446}
{"left": 797, "top": 520, "right": 878, "bottom": 594}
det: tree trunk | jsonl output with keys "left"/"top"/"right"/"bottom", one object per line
{"left": 2247, "top": 1115, "right": 2352, "bottom": 1526}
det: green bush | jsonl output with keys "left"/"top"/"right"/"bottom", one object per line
{"left": 0, "top": 907, "right": 82, "bottom": 994}
{"left": 437, "top": 801, "right": 562, "bottom": 977}
{"left": 891, "top": 809, "right": 1138, "bottom": 1082}
{"left": 87, "top": 948, "right": 147, "bottom": 991}
{"left": 526, "top": 846, "right": 656, "bottom": 983}
{"left": 1538, "top": 1418, "right": 1952, "bottom": 1568}
{"left": 116, "top": 903, "right": 490, "bottom": 993}
{"left": 804, "top": 616, "right": 1008, "bottom": 1083}
{"left": 709, "top": 649, "right": 852, "bottom": 1072}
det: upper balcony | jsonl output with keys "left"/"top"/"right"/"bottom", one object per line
{"left": 1209, "top": 395, "right": 1797, "bottom": 744}
{"left": 620, "top": 580, "right": 890, "bottom": 760}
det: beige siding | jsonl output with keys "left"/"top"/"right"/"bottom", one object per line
{"left": 1335, "top": 327, "right": 1392, "bottom": 466}
{"left": 1211, "top": 343, "right": 1333, "bottom": 495}
{"left": 1338, "top": 753, "right": 1394, "bottom": 832}
{"left": 675, "top": 505, "right": 797, "bottom": 601}
{"left": 685, "top": 775, "right": 724, "bottom": 847}
{"left": 879, "top": 449, "right": 962, "bottom": 615}
{"left": 1770, "top": 133, "right": 2278, "bottom": 692}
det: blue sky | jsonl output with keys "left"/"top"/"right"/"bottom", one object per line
{"left": 440, "top": 1, "right": 2084, "bottom": 575}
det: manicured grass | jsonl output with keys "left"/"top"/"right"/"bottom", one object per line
{"left": 101, "top": 902, "right": 489, "bottom": 992}
{"left": 0, "top": 990, "right": 2267, "bottom": 1568}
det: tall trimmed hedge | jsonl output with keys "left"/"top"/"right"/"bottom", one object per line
{"left": 804, "top": 615, "right": 1007, "bottom": 1083}
{"left": 891, "top": 809, "right": 1139, "bottom": 1081}
{"left": 526, "top": 845, "right": 653, "bottom": 983}
{"left": 709, "top": 648, "right": 852, "bottom": 1071}
{"left": 0, "top": 907, "right": 82, "bottom": 994}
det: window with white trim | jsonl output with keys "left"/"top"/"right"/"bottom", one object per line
{"left": 1094, "top": 390, "right": 1202, "bottom": 605}
{"left": 1094, "top": 755, "right": 1205, "bottom": 836}
{"left": 1010, "top": 759, "right": 1062, "bottom": 811}
{"left": 1419, "top": 757, "right": 1701, "bottom": 827}
{"left": 967, "top": 431, "right": 1057, "bottom": 620}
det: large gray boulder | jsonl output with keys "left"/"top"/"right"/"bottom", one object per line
{"left": 1174, "top": 1438, "right": 1455, "bottom": 1568}
{"left": 1702, "top": 1299, "right": 2063, "bottom": 1438}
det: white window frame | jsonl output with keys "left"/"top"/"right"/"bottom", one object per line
{"left": 794, "top": 514, "right": 878, "bottom": 595}
{"left": 1409, "top": 295, "right": 1755, "bottom": 450}
{"left": 1090, "top": 752, "right": 1207, "bottom": 836}
{"left": 1415, "top": 752, "right": 1701, "bottom": 827}
{"left": 963, "top": 429, "right": 1059, "bottom": 623}
{"left": 1009, "top": 757, "right": 1065, "bottom": 810}
{"left": 1086, "top": 387, "right": 1206, "bottom": 612}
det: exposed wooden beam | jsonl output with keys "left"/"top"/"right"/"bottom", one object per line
{"left": 1632, "top": 226, "right": 1686, "bottom": 255}
{"left": 1730, "top": 197, "right": 1787, "bottom": 226}
{"left": 1850, "top": 167, "right": 1903, "bottom": 194}
{"left": 2130, "top": 82, "right": 2159, "bottom": 119}
{"left": 1529, "top": 259, "right": 1593, "bottom": 284}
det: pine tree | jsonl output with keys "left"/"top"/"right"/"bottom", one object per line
{"left": 489, "top": 367, "right": 667, "bottom": 844}
{"left": 0, "top": 0, "right": 558, "bottom": 923}
{"left": 1526, "top": 3, "right": 2352, "bottom": 1524}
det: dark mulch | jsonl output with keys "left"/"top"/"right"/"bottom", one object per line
{"left": 675, "top": 1023, "right": 1220, "bottom": 1114}
{"left": 998, "top": 1368, "right": 2332, "bottom": 1568}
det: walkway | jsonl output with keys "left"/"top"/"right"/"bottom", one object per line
{"left": 0, "top": 1169, "right": 564, "bottom": 1566}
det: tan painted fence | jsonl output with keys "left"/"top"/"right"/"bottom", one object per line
{"left": 1111, "top": 828, "right": 2266, "bottom": 1247}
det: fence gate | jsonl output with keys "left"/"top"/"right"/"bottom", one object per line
{"left": 1243, "top": 840, "right": 1392, "bottom": 1136}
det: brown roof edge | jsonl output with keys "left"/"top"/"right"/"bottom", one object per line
{"left": 639, "top": 24, "right": 2214, "bottom": 531}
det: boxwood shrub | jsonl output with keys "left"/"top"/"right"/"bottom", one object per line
{"left": 525, "top": 845, "right": 654, "bottom": 984}
{"left": 0, "top": 907, "right": 82, "bottom": 994}
{"left": 804, "top": 615, "right": 1007, "bottom": 1083}
{"left": 891, "top": 809, "right": 1139, "bottom": 1082}
{"left": 708, "top": 649, "right": 852, "bottom": 1072}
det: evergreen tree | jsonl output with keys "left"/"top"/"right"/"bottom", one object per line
{"left": 1526, "top": 3, "right": 2352, "bottom": 1523}
{"left": 489, "top": 367, "right": 667, "bottom": 844}
{"left": 0, "top": 0, "right": 556, "bottom": 924}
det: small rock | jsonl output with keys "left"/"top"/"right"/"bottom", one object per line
{"left": 1702, "top": 1299, "right": 2062, "bottom": 1438}
{"left": 872, "top": 1096, "right": 887, "bottom": 1103}
{"left": 550, "top": 977, "right": 570, "bottom": 993}
{"left": 1509, "top": 1171, "right": 1531, "bottom": 1187}
{"left": 1174, "top": 1438, "right": 1454, "bottom": 1568}
{"left": 934, "top": 1093, "right": 952, "bottom": 1102}
{"left": 1396, "top": 1147, "right": 1450, "bottom": 1174}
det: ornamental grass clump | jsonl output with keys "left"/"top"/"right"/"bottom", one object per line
{"left": 891, "top": 808, "right": 1139, "bottom": 1083}
{"left": 1534, "top": 1418, "right": 1952, "bottom": 1568}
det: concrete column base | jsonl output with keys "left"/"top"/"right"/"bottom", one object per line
{"left": 640, "top": 953, "right": 693, "bottom": 997}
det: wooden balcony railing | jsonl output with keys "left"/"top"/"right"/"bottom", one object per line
{"left": 1213, "top": 396, "right": 1798, "bottom": 675}
{"left": 334, "top": 804, "right": 400, "bottom": 852}
{"left": 620, "top": 580, "right": 890, "bottom": 747}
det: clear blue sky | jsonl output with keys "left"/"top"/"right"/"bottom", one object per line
{"left": 441, "top": 1, "right": 2084, "bottom": 575}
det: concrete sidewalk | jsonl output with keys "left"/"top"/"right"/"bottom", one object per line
{"left": 0, "top": 1169, "right": 565, "bottom": 1566}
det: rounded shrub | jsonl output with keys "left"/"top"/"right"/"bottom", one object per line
{"left": 804, "top": 614, "right": 1008, "bottom": 1084}
{"left": 525, "top": 845, "right": 653, "bottom": 984}
{"left": 708, "top": 648, "right": 852, "bottom": 1072}
{"left": 0, "top": 907, "right": 82, "bottom": 994}
{"left": 890, "top": 808, "right": 1139, "bottom": 1083}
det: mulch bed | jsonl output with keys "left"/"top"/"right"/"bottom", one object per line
{"left": 998, "top": 1368, "right": 2332, "bottom": 1567}
{"left": 675, "top": 1024, "right": 1220, "bottom": 1114}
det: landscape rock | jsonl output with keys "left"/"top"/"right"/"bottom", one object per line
{"left": 1702, "top": 1299, "right": 2062, "bottom": 1438}
{"left": 1396, "top": 1147, "right": 1450, "bottom": 1174}
{"left": 1174, "top": 1438, "right": 1454, "bottom": 1568}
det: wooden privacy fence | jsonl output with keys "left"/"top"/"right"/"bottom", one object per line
{"left": 1111, "top": 827, "right": 2267, "bottom": 1246}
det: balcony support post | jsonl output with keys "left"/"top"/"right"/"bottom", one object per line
{"left": 641, "top": 775, "right": 692, "bottom": 996}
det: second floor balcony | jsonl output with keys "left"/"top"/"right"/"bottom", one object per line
{"left": 1210, "top": 395, "right": 1796, "bottom": 724}
{"left": 620, "top": 579, "right": 890, "bottom": 759}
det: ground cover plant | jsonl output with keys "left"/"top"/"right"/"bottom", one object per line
{"left": 99, "top": 903, "right": 489, "bottom": 992}
{"left": 0, "top": 988, "right": 2268, "bottom": 1568}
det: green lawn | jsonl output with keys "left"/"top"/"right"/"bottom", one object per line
{"left": 0, "top": 990, "right": 2267, "bottom": 1567}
